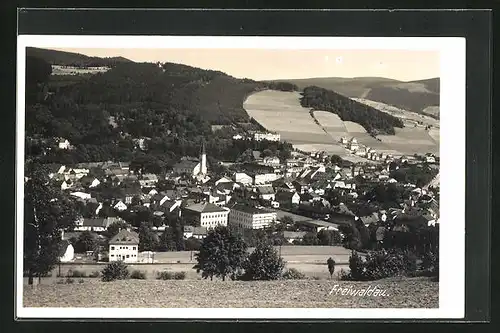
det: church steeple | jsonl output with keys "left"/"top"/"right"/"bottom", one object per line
{"left": 201, "top": 138, "right": 206, "bottom": 156}
{"left": 199, "top": 138, "right": 207, "bottom": 176}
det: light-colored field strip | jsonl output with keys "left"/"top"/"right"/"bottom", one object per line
{"left": 344, "top": 121, "right": 368, "bottom": 133}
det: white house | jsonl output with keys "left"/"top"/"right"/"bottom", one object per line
{"left": 234, "top": 172, "right": 253, "bottom": 185}
{"left": 253, "top": 132, "right": 280, "bottom": 142}
{"left": 139, "top": 174, "right": 159, "bottom": 187}
{"left": 57, "top": 138, "right": 71, "bottom": 150}
{"left": 114, "top": 200, "right": 128, "bottom": 211}
{"left": 232, "top": 134, "right": 244, "bottom": 140}
{"left": 257, "top": 185, "right": 276, "bottom": 201}
{"left": 348, "top": 138, "right": 359, "bottom": 151}
{"left": 275, "top": 191, "right": 301, "bottom": 206}
{"left": 228, "top": 204, "right": 277, "bottom": 229}
{"left": 262, "top": 156, "right": 281, "bottom": 167}
{"left": 89, "top": 178, "right": 101, "bottom": 188}
{"left": 59, "top": 240, "right": 74, "bottom": 262}
{"left": 109, "top": 229, "right": 140, "bottom": 263}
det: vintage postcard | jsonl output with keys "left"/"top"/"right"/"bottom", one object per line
{"left": 16, "top": 36, "right": 465, "bottom": 319}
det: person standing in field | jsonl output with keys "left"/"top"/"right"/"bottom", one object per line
{"left": 327, "top": 257, "right": 336, "bottom": 279}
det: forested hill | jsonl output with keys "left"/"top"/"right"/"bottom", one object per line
{"left": 53, "top": 61, "right": 263, "bottom": 124}
{"left": 25, "top": 53, "right": 297, "bottom": 168}
{"left": 27, "top": 47, "right": 133, "bottom": 67}
{"left": 300, "top": 86, "right": 404, "bottom": 135}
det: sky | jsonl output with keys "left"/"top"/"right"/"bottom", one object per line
{"left": 51, "top": 48, "right": 440, "bottom": 82}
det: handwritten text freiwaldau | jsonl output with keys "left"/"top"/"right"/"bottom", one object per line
{"left": 328, "top": 285, "right": 389, "bottom": 297}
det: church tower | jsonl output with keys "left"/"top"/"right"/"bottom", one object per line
{"left": 200, "top": 139, "right": 207, "bottom": 176}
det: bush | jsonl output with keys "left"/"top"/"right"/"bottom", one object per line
{"left": 157, "top": 271, "right": 174, "bottom": 280}
{"left": 78, "top": 278, "right": 85, "bottom": 284}
{"left": 56, "top": 279, "right": 65, "bottom": 284}
{"left": 89, "top": 270, "right": 100, "bottom": 278}
{"left": 342, "top": 249, "right": 418, "bottom": 281}
{"left": 101, "top": 261, "right": 130, "bottom": 282}
{"left": 65, "top": 277, "right": 74, "bottom": 284}
{"left": 282, "top": 268, "right": 306, "bottom": 280}
{"left": 130, "top": 270, "right": 147, "bottom": 280}
{"left": 173, "top": 271, "right": 186, "bottom": 280}
{"left": 70, "top": 269, "right": 87, "bottom": 278}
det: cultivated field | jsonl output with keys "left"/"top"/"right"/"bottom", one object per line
{"left": 23, "top": 277, "right": 438, "bottom": 308}
{"left": 244, "top": 90, "right": 439, "bottom": 158}
{"left": 243, "top": 90, "right": 336, "bottom": 143}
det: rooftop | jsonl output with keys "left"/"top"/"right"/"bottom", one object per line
{"left": 184, "top": 202, "right": 228, "bottom": 214}
{"left": 109, "top": 229, "right": 139, "bottom": 245}
{"left": 230, "top": 204, "right": 274, "bottom": 215}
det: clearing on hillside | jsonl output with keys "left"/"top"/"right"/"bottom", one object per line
{"left": 244, "top": 90, "right": 439, "bottom": 158}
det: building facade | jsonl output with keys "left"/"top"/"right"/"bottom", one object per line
{"left": 108, "top": 229, "right": 140, "bottom": 263}
{"left": 253, "top": 132, "right": 281, "bottom": 142}
{"left": 228, "top": 204, "right": 277, "bottom": 229}
{"left": 182, "top": 202, "right": 230, "bottom": 229}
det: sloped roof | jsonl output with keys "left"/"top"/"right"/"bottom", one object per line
{"left": 185, "top": 202, "right": 227, "bottom": 214}
{"left": 173, "top": 159, "right": 199, "bottom": 170}
{"left": 360, "top": 213, "right": 380, "bottom": 225}
{"left": 109, "top": 229, "right": 139, "bottom": 245}
{"left": 283, "top": 231, "right": 307, "bottom": 239}
{"left": 230, "top": 203, "right": 274, "bottom": 215}
{"left": 82, "top": 218, "right": 106, "bottom": 228}
{"left": 257, "top": 185, "right": 275, "bottom": 195}
{"left": 193, "top": 227, "right": 207, "bottom": 235}
{"left": 275, "top": 191, "right": 298, "bottom": 201}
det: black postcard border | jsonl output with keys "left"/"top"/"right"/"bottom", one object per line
{"left": 7, "top": 8, "right": 492, "bottom": 327}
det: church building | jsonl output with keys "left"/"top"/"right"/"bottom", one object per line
{"left": 172, "top": 140, "right": 210, "bottom": 183}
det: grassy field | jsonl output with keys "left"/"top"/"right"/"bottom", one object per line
{"left": 23, "top": 277, "right": 438, "bottom": 308}
{"left": 27, "top": 246, "right": 353, "bottom": 283}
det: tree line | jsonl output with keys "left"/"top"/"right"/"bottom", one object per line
{"left": 300, "top": 86, "right": 405, "bottom": 135}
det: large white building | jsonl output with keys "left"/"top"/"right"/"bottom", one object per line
{"left": 254, "top": 172, "right": 280, "bottom": 185}
{"left": 108, "top": 229, "right": 140, "bottom": 263}
{"left": 228, "top": 204, "right": 277, "bottom": 229}
{"left": 253, "top": 132, "right": 281, "bottom": 142}
{"left": 234, "top": 172, "right": 253, "bottom": 185}
{"left": 182, "top": 202, "right": 230, "bottom": 229}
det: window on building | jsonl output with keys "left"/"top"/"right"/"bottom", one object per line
{"left": 133, "top": 247, "right": 136, "bottom": 250}
{"left": 111, "top": 246, "right": 115, "bottom": 250}
{"left": 126, "top": 255, "right": 130, "bottom": 258}
{"left": 111, "top": 254, "right": 114, "bottom": 257}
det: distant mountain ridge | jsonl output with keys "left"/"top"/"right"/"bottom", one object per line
{"left": 27, "top": 47, "right": 133, "bottom": 67}
{"left": 273, "top": 76, "right": 440, "bottom": 117}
